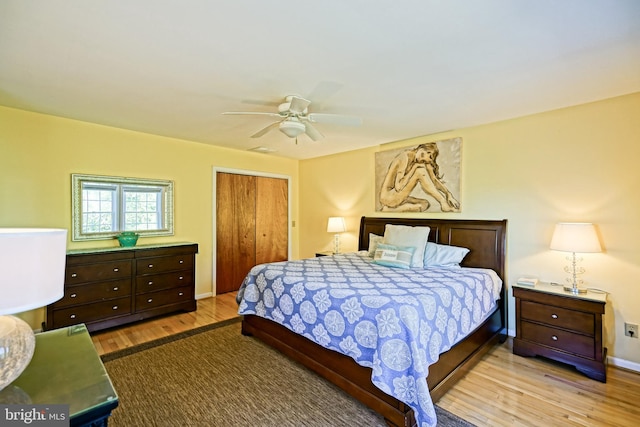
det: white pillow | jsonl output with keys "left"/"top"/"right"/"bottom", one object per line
{"left": 382, "top": 224, "right": 430, "bottom": 268}
{"left": 423, "top": 242, "right": 470, "bottom": 267}
{"left": 367, "top": 233, "right": 384, "bottom": 257}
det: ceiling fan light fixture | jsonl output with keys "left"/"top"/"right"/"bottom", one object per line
{"left": 279, "top": 120, "right": 306, "bottom": 138}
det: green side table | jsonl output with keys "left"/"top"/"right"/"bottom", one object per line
{"left": 1, "top": 324, "right": 118, "bottom": 426}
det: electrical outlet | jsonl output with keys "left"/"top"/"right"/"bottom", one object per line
{"left": 625, "top": 322, "right": 638, "bottom": 338}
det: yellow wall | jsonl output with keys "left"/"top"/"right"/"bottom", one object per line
{"left": 0, "top": 106, "right": 299, "bottom": 328}
{"left": 299, "top": 92, "right": 640, "bottom": 367}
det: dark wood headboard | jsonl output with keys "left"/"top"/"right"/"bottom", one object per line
{"left": 358, "top": 216, "right": 508, "bottom": 335}
{"left": 358, "top": 216, "right": 507, "bottom": 280}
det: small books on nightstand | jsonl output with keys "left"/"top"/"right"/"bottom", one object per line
{"left": 516, "top": 277, "right": 538, "bottom": 287}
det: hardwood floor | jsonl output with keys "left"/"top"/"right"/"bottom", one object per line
{"left": 92, "top": 293, "right": 640, "bottom": 426}
{"left": 91, "top": 292, "right": 239, "bottom": 356}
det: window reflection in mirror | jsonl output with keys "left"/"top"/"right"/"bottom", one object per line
{"left": 72, "top": 174, "right": 174, "bottom": 241}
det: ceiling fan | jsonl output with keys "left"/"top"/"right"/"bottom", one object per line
{"left": 222, "top": 95, "right": 362, "bottom": 142}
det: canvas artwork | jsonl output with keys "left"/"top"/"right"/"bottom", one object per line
{"left": 375, "top": 137, "right": 461, "bottom": 212}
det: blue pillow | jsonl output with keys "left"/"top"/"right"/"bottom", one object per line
{"left": 372, "top": 243, "right": 416, "bottom": 269}
{"left": 423, "top": 242, "right": 470, "bottom": 267}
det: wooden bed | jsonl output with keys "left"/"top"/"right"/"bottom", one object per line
{"left": 241, "top": 216, "right": 507, "bottom": 427}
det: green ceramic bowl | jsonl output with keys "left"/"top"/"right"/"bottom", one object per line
{"left": 117, "top": 232, "right": 139, "bottom": 247}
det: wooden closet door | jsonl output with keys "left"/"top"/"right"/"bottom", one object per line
{"left": 216, "top": 173, "right": 257, "bottom": 294}
{"left": 255, "top": 176, "right": 288, "bottom": 264}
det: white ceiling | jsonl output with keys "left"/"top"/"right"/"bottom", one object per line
{"left": 1, "top": 1, "right": 639, "bottom": 160}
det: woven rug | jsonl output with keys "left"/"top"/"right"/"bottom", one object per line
{"left": 102, "top": 318, "right": 475, "bottom": 427}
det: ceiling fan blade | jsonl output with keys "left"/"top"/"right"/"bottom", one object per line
{"left": 307, "top": 113, "right": 362, "bottom": 126}
{"left": 304, "top": 122, "right": 323, "bottom": 141}
{"left": 222, "top": 111, "right": 282, "bottom": 118}
{"left": 250, "top": 121, "right": 281, "bottom": 138}
{"left": 288, "top": 96, "right": 311, "bottom": 114}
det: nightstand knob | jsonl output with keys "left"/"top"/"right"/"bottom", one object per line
{"left": 178, "top": 292, "right": 184, "bottom": 296}
{"left": 551, "top": 314, "right": 558, "bottom": 319}
{"left": 148, "top": 264, "right": 154, "bottom": 268}
{"left": 71, "top": 273, "right": 77, "bottom": 278}
{"left": 70, "top": 314, "right": 76, "bottom": 319}
{"left": 179, "top": 260, "right": 184, "bottom": 264}
{"left": 551, "top": 335, "right": 558, "bottom": 341}
{"left": 147, "top": 298, "right": 153, "bottom": 303}
{"left": 112, "top": 305, "right": 118, "bottom": 310}
{"left": 113, "top": 287, "right": 119, "bottom": 291}
{"left": 179, "top": 276, "right": 184, "bottom": 280}
{"left": 113, "top": 268, "right": 119, "bottom": 272}
{"left": 70, "top": 293, "right": 77, "bottom": 298}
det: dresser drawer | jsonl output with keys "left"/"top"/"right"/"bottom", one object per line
{"left": 52, "top": 279, "right": 132, "bottom": 308}
{"left": 65, "top": 261, "right": 132, "bottom": 285}
{"left": 135, "top": 286, "right": 193, "bottom": 311}
{"left": 521, "top": 300, "right": 594, "bottom": 335}
{"left": 52, "top": 297, "right": 132, "bottom": 328}
{"left": 521, "top": 320, "right": 595, "bottom": 359}
{"left": 135, "top": 270, "right": 193, "bottom": 294}
{"left": 136, "top": 254, "right": 194, "bottom": 275}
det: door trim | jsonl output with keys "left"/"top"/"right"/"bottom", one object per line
{"left": 212, "top": 167, "right": 292, "bottom": 296}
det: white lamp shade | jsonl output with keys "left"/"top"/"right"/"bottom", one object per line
{"left": 327, "top": 217, "right": 346, "bottom": 233}
{"left": 550, "top": 223, "right": 601, "bottom": 253}
{"left": 0, "top": 228, "right": 67, "bottom": 315}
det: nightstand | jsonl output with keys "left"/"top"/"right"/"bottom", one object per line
{"left": 513, "top": 282, "right": 607, "bottom": 382}
{"left": 315, "top": 251, "right": 334, "bottom": 257}
{"left": 2, "top": 324, "right": 119, "bottom": 426}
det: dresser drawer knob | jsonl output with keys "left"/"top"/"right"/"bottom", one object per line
{"left": 179, "top": 276, "right": 184, "bottom": 280}
{"left": 148, "top": 281, "right": 153, "bottom": 285}
{"left": 147, "top": 298, "right": 153, "bottom": 303}
{"left": 113, "top": 268, "right": 119, "bottom": 272}
{"left": 113, "top": 287, "right": 119, "bottom": 291}
{"left": 71, "top": 273, "right": 77, "bottom": 278}
{"left": 551, "top": 314, "right": 558, "bottom": 319}
{"left": 148, "top": 264, "right": 154, "bottom": 268}
{"left": 179, "top": 260, "right": 184, "bottom": 264}
{"left": 70, "top": 293, "right": 77, "bottom": 298}
{"left": 70, "top": 314, "right": 76, "bottom": 319}
{"left": 112, "top": 305, "right": 118, "bottom": 310}
{"left": 551, "top": 335, "right": 558, "bottom": 341}
{"left": 178, "top": 292, "right": 184, "bottom": 296}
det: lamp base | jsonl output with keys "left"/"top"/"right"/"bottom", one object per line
{"left": 0, "top": 315, "right": 36, "bottom": 391}
{"left": 564, "top": 285, "right": 588, "bottom": 294}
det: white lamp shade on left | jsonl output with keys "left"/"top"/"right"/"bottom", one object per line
{"left": 326, "top": 217, "right": 346, "bottom": 233}
{"left": 0, "top": 228, "right": 68, "bottom": 315}
{"left": 0, "top": 228, "right": 67, "bottom": 391}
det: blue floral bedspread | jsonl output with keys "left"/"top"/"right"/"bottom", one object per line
{"left": 236, "top": 252, "right": 502, "bottom": 427}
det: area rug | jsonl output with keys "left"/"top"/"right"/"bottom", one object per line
{"left": 102, "top": 318, "right": 475, "bottom": 426}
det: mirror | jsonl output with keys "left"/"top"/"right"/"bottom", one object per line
{"left": 72, "top": 174, "right": 174, "bottom": 241}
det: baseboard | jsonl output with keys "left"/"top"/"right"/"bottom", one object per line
{"left": 196, "top": 292, "right": 213, "bottom": 300}
{"left": 608, "top": 356, "right": 640, "bottom": 373}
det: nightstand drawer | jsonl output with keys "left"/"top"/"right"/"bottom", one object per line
{"left": 521, "top": 320, "right": 595, "bottom": 359}
{"left": 521, "top": 300, "right": 594, "bottom": 335}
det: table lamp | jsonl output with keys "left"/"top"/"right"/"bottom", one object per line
{"left": 326, "top": 217, "right": 346, "bottom": 254}
{"left": 549, "top": 222, "right": 601, "bottom": 294}
{"left": 0, "top": 228, "right": 67, "bottom": 391}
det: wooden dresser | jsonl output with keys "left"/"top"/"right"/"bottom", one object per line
{"left": 513, "top": 282, "right": 607, "bottom": 382}
{"left": 46, "top": 242, "right": 198, "bottom": 332}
